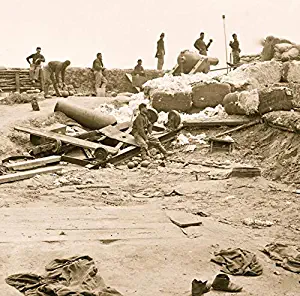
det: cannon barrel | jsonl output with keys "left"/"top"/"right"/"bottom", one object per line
{"left": 54, "top": 99, "right": 117, "bottom": 130}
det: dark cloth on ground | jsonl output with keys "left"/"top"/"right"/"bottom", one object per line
{"left": 211, "top": 248, "right": 263, "bottom": 276}
{"left": 262, "top": 243, "right": 300, "bottom": 273}
{"left": 6, "top": 255, "right": 123, "bottom": 296}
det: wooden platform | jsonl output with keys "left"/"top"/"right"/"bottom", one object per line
{"left": 0, "top": 206, "right": 182, "bottom": 243}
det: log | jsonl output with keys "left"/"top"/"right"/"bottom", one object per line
{"left": 4, "top": 156, "right": 61, "bottom": 171}
{"left": 15, "top": 72, "right": 20, "bottom": 92}
{"left": 0, "top": 166, "right": 62, "bottom": 185}
{"left": 183, "top": 118, "right": 251, "bottom": 128}
{"left": 215, "top": 119, "right": 261, "bottom": 137}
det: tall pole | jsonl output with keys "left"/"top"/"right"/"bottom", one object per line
{"left": 222, "top": 15, "right": 229, "bottom": 74}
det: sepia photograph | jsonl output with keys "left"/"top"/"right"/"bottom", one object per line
{"left": 0, "top": 0, "right": 299, "bottom": 295}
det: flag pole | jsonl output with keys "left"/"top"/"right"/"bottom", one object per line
{"left": 222, "top": 15, "right": 229, "bottom": 74}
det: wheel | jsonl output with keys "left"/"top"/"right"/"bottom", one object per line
{"left": 94, "top": 147, "right": 108, "bottom": 162}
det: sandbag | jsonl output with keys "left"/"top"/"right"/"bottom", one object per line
{"left": 261, "top": 36, "right": 293, "bottom": 61}
{"left": 223, "top": 89, "right": 260, "bottom": 115}
{"left": 192, "top": 82, "right": 231, "bottom": 109}
{"left": 275, "top": 43, "right": 293, "bottom": 53}
{"left": 263, "top": 111, "right": 300, "bottom": 132}
{"left": 220, "top": 61, "right": 282, "bottom": 91}
{"left": 282, "top": 61, "right": 300, "bottom": 83}
{"left": 258, "top": 86, "right": 293, "bottom": 114}
{"left": 151, "top": 91, "right": 192, "bottom": 112}
{"left": 223, "top": 93, "right": 247, "bottom": 115}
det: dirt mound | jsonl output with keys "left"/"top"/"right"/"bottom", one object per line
{"left": 234, "top": 123, "right": 300, "bottom": 183}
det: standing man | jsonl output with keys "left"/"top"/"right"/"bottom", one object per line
{"left": 26, "top": 47, "right": 45, "bottom": 83}
{"left": 155, "top": 33, "right": 165, "bottom": 70}
{"left": 229, "top": 33, "right": 241, "bottom": 65}
{"left": 43, "top": 60, "right": 71, "bottom": 98}
{"left": 132, "top": 103, "right": 172, "bottom": 160}
{"left": 194, "top": 32, "right": 213, "bottom": 56}
{"left": 93, "top": 53, "right": 107, "bottom": 96}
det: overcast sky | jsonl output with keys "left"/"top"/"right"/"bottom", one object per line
{"left": 0, "top": 0, "right": 298, "bottom": 69}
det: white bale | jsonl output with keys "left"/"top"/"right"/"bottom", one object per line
{"left": 220, "top": 61, "right": 282, "bottom": 91}
{"left": 275, "top": 43, "right": 293, "bottom": 53}
{"left": 287, "top": 47, "right": 300, "bottom": 59}
{"left": 282, "top": 61, "right": 300, "bottom": 83}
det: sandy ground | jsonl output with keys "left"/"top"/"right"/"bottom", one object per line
{"left": 0, "top": 97, "right": 299, "bottom": 296}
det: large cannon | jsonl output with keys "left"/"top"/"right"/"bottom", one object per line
{"left": 172, "top": 50, "right": 219, "bottom": 75}
{"left": 54, "top": 99, "right": 117, "bottom": 130}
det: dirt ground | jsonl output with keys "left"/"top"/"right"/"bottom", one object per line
{"left": 0, "top": 97, "right": 299, "bottom": 296}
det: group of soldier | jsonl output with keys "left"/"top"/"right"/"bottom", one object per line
{"left": 26, "top": 32, "right": 240, "bottom": 98}
{"left": 25, "top": 31, "right": 241, "bottom": 163}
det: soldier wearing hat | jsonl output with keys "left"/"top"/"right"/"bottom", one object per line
{"left": 132, "top": 103, "right": 172, "bottom": 160}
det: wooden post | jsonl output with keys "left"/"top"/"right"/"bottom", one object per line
{"left": 15, "top": 72, "right": 20, "bottom": 92}
{"left": 39, "top": 68, "right": 44, "bottom": 91}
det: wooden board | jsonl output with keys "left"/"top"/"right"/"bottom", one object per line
{"left": 165, "top": 210, "right": 203, "bottom": 228}
{"left": 183, "top": 118, "right": 251, "bottom": 128}
{"left": 125, "top": 73, "right": 140, "bottom": 93}
{"left": 0, "top": 206, "right": 182, "bottom": 242}
{"left": 99, "top": 125, "right": 137, "bottom": 146}
{"left": 0, "top": 166, "right": 62, "bottom": 185}
{"left": 4, "top": 156, "right": 61, "bottom": 171}
{"left": 15, "top": 125, "right": 118, "bottom": 155}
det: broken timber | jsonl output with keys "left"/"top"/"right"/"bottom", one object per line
{"left": 215, "top": 119, "right": 261, "bottom": 138}
{"left": 89, "top": 128, "right": 180, "bottom": 169}
{"left": 4, "top": 155, "right": 61, "bottom": 171}
{"left": 125, "top": 73, "right": 140, "bottom": 93}
{"left": 0, "top": 166, "right": 62, "bottom": 185}
{"left": 183, "top": 118, "right": 251, "bottom": 128}
{"left": 15, "top": 125, "right": 118, "bottom": 160}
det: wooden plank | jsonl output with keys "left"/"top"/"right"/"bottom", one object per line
{"left": 0, "top": 166, "right": 62, "bottom": 185}
{"left": 189, "top": 58, "right": 206, "bottom": 74}
{"left": 99, "top": 125, "right": 137, "bottom": 146}
{"left": 125, "top": 73, "right": 140, "bottom": 93}
{"left": 0, "top": 206, "right": 182, "bottom": 242}
{"left": 15, "top": 72, "right": 20, "bottom": 92}
{"left": 215, "top": 119, "right": 261, "bottom": 138}
{"left": 169, "top": 63, "right": 180, "bottom": 75}
{"left": 166, "top": 210, "right": 203, "bottom": 228}
{"left": 14, "top": 125, "right": 118, "bottom": 155}
{"left": 4, "top": 156, "right": 61, "bottom": 171}
{"left": 183, "top": 118, "right": 251, "bottom": 128}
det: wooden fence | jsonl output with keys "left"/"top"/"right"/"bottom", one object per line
{"left": 0, "top": 69, "right": 43, "bottom": 93}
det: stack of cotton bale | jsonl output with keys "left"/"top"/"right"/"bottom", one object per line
{"left": 273, "top": 43, "right": 300, "bottom": 62}
{"left": 220, "top": 61, "right": 282, "bottom": 91}
{"left": 223, "top": 86, "right": 293, "bottom": 115}
{"left": 261, "top": 36, "right": 294, "bottom": 61}
{"left": 144, "top": 73, "right": 215, "bottom": 112}
{"left": 192, "top": 82, "right": 231, "bottom": 109}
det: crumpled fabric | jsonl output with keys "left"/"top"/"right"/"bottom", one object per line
{"left": 262, "top": 243, "right": 300, "bottom": 273}
{"left": 6, "top": 255, "right": 123, "bottom": 296}
{"left": 211, "top": 248, "right": 263, "bottom": 276}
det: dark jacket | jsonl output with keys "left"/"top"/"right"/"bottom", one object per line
{"left": 132, "top": 112, "right": 151, "bottom": 141}
{"left": 26, "top": 53, "right": 45, "bottom": 65}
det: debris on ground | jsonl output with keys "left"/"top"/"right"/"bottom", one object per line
{"left": 262, "top": 243, "right": 300, "bottom": 274}
{"left": 242, "top": 218, "right": 274, "bottom": 227}
{"left": 5, "top": 255, "right": 123, "bottom": 296}
{"left": 211, "top": 248, "right": 263, "bottom": 276}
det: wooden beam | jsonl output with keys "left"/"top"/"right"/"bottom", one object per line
{"left": 125, "top": 73, "right": 140, "bottom": 93}
{"left": 15, "top": 72, "right": 20, "bottom": 92}
{"left": 215, "top": 119, "right": 261, "bottom": 138}
{"left": 0, "top": 166, "right": 62, "bottom": 185}
{"left": 14, "top": 125, "right": 118, "bottom": 155}
{"left": 4, "top": 156, "right": 61, "bottom": 171}
{"left": 182, "top": 118, "right": 251, "bottom": 128}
